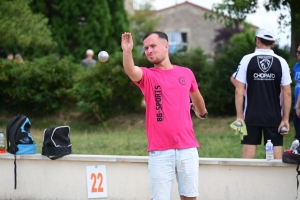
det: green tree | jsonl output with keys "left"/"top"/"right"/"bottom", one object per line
{"left": 70, "top": 52, "right": 142, "bottom": 121}
{"left": 130, "top": 0, "right": 161, "bottom": 47}
{"left": 0, "top": 0, "right": 55, "bottom": 58}
{"left": 206, "top": 30, "right": 256, "bottom": 115}
{"left": 205, "top": 0, "right": 300, "bottom": 58}
{"left": 0, "top": 55, "right": 79, "bottom": 115}
{"left": 107, "top": 0, "right": 131, "bottom": 52}
{"left": 29, "top": 0, "right": 130, "bottom": 61}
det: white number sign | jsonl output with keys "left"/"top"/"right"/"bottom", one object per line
{"left": 86, "top": 165, "right": 107, "bottom": 198}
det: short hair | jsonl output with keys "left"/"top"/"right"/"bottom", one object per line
{"left": 15, "top": 54, "right": 22, "bottom": 59}
{"left": 86, "top": 49, "right": 94, "bottom": 55}
{"left": 256, "top": 37, "right": 274, "bottom": 46}
{"left": 143, "top": 31, "right": 168, "bottom": 42}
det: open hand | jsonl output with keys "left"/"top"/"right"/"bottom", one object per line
{"left": 121, "top": 32, "right": 134, "bottom": 53}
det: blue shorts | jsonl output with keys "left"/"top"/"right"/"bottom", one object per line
{"left": 148, "top": 148, "right": 199, "bottom": 200}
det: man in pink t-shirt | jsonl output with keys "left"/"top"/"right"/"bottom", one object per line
{"left": 121, "top": 31, "right": 207, "bottom": 200}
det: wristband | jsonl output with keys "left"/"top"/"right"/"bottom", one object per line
{"left": 199, "top": 112, "right": 208, "bottom": 119}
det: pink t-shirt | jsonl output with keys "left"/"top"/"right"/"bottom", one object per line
{"left": 134, "top": 65, "right": 200, "bottom": 152}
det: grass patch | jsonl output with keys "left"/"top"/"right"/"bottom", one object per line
{"left": 0, "top": 114, "right": 295, "bottom": 158}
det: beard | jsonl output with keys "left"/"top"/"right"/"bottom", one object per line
{"left": 148, "top": 55, "right": 165, "bottom": 64}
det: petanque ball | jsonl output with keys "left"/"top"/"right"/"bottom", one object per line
{"left": 98, "top": 51, "right": 109, "bottom": 62}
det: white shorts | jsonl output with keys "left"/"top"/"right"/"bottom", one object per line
{"left": 148, "top": 148, "right": 199, "bottom": 200}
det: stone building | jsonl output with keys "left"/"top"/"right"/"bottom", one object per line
{"left": 154, "top": 1, "right": 257, "bottom": 54}
{"left": 124, "top": 0, "right": 134, "bottom": 15}
{"left": 124, "top": 0, "right": 257, "bottom": 54}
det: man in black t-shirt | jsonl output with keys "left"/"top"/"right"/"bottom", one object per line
{"left": 234, "top": 28, "right": 292, "bottom": 159}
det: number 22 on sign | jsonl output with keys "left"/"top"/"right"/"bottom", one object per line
{"left": 86, "top": 165, "right": 108, "bottom": 198}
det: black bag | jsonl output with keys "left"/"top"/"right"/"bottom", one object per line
{"left": 6, "top": 114, "right": 36, "bottom": 189}
{"left": 282, "top": 151, "right": 300, "bottom": 198}
{"left": 282, "top": 152, "right": 300, "bottom": 164}
{"left": 6, "top": 114, "right": 36, "bottom": 154}
{"left": 42, "top": 126, "right": 72, "bottom": 160}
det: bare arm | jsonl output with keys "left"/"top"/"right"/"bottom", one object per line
{"left": 231, "top": 75, "right": 247, "bottom": 96}
{"left": 280, "top": 88, "right": 284, "bottom": 113}
{"left": 279, "top": 84, "right": 292, "bottom": 133}
{"left": 121, "top": 32, "right": 143, "bottom": 82}
{"left": 230, "top": 75, "right": 238, "bottom": 87}
{"left": 235, "top": 80, "right": 245, "bottom": 122}
{"left": 190, "top": 90, "right": 207, "bottom": 118}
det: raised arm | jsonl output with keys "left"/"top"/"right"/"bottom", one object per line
{"left": 121, "top": 32, "right": 143, "bottom": 82}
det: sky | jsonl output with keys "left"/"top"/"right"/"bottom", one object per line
{"left": 135, "top": 0, "right": 291, "bottom": 47}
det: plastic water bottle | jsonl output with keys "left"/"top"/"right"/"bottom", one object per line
{"left": 0, "top": 131, "right": 5, "bottom": 154}
{"left": 266, "top": 140, "right": 274, "bottom": 161}
{"left": 290, "top": 139, "right": 299, "bottom": 154}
